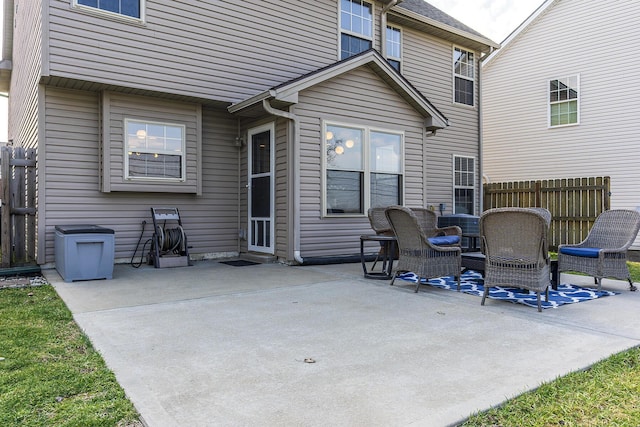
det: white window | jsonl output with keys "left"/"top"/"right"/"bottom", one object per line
{"left": 324, "top": 123, "right": 403, "bottom": 215}
{"left": 454, "top": 156, "right": 475, "bottom": 214}
{"left": 124, "top": 119, "right": 186, "bottom": 181}
{"left": 73, "top": 0, "right": 143, "bottom": 20}
{"left": 386, "top": 25, "right": 402, "bottom": 72}
{"left": 549, "top": 75, "right": 579, "bottom": 127}
{"left": 454, "top": 47, "right": 474, "bottom": 106}
{"left": 340, "top": 0, "right": 373, "bottom": 60}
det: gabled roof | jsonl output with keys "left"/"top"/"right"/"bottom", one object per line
{"left": 228, "top": 49, "right": 449, "bottom": 130}
{"left": 482, "top": 0, "right": 554, "bottom": 66}
{"left": 391, "top": 0, "right": 500, "bottom": 54}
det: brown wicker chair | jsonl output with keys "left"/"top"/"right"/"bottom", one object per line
{"left": 385, "top": 206, "right": 461, "bottom": 293}
{"left": 558, "top": 209, "right": 640, "bottom": 291}
{"left": 480, "top": 207, "right": 551, "bottom": 312}
{"left": 366, "top": 207, "right": 396, "bottom": 271}
{"left": 410, "top": 207, "right": 462, "bottom": 246}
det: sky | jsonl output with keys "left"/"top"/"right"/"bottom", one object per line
{"left": 426, "top": 0, "right": 544, "bottom": 44}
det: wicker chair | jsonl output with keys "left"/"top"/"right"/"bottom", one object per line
{"left": 385, "top": 206, "right": 461, "bottom": 293}
{"left": 480, "top": 207, "right": 551, "bottom": 312}
{"left": 558, "top": 209, "right": 640, "bottom": 291}
{"left": 366, "top": 207, "right": 396, "bottom": 270}
{"left": 410, "top": 207, "right": 462, "bottom": 246}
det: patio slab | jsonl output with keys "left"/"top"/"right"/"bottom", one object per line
{"left": 47, "top": 261, "right": 640, "bottom": 427}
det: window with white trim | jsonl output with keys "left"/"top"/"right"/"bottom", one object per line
{"left": 454, "top": 47, "right": 474, "bottom": 106}
{"left": 74, "top": 0, "right": 142, "bottom": 19}
{"left": 340, "top": 0, "right": 373, "bottom": 60}
{"left": 386, "top": 25, "right": 402, "bottom": 72}
{"left": 125, "top": 119, "right": 185, "bottom": 181}
{"left": 324, "top": 123, "right": 403, "bottom": 215}
{"left": 549, "top": 75, "right": 579, "bottom": 127}
{"left": 454, "top": 156, "right": 475, "bottom": 214}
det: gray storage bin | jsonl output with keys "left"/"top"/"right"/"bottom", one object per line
{"left": 55, "top": 225, "right": 115, "bottom": 282}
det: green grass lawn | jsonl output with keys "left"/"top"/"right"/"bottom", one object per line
{"left": 461, "top": 261, "right": 640, "bottom": 426}
{"left": 2, "top": 263, "right": 640, "bottom": 426}
{"left": 0, "top": 284, "right": 141, "bottom": 427}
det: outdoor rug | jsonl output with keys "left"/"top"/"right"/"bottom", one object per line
{"left": 397, "top": 270, "right": 618, "bottom": 309}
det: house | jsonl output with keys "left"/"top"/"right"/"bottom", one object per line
{"left": 481, "top": 0, "right": 640, "bottom": 249}
{"left": 2, "top": 0, "right": 497, "bottom": 267}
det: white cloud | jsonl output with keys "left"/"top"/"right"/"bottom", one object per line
{"left": 425, "top": 0, "right": 544, "bottom": 43}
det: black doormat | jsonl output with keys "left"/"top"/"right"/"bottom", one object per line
{"left": 220, "top": 260, "right": 261, "bottom": 267}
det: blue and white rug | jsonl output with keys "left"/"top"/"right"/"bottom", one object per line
{"left": 397, "top": 270, "right": 618, "bottom": 309}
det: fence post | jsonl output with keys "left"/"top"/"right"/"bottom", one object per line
{"left": 1, "top": 147, "right": 10, "bottom": 267}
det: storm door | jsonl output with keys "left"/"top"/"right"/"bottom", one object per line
{"left": 247, "top": 123, "right": 275, "bottom": 254}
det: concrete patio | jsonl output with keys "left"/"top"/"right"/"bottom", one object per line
{"left": 46, "top": 260, "right": 640, "bottom": 427}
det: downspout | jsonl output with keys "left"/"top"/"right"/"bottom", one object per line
{"left": 478, "top": 59, "right": 483, "bottom": 215}
{"left": 381, "top": 0, "right": 400, "bottom": 57}
{"left": 261, "top": 99, "right": 303, "bottom": 264}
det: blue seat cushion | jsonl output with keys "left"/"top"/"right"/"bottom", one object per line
{"left": 428, "top": 235, "right": 460, "bottom": 246}
{"left": 559, "top": 247, "right": 600, "bottom": 258}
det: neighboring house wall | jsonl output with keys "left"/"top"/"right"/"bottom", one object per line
{"left": 482, "top": 0, "right": 640, "bottom": 247}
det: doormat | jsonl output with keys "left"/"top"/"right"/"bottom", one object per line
{"left": 220, "top": 260, "right": 261, "bottom": 267}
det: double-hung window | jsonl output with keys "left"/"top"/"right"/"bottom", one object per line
{"left": 340, "top": 0, "right": 373, "bottom": 60}
{"left": 453, "top": 47, "right": 474, "bottom": 106}
{"left": 453, "top": 156, "right": 475, "bottom": 214}
{"left": 125, "top": 119, "right": 185, "bottom": 181}
{"left": 386, "top": 25, "right": 402, "bottom": 72}
{"left": 324, "top": 123, "right": 403, "bottom": 215}
{"left": 549, "top": 75, "right": 579, "bottom": 127}
{"left": 74, "top": 0, "right": 143, "bottom": 19}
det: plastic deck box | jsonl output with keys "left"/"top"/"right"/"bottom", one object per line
{"left": 54, "top": 225, "right": 115, "bottom": 282}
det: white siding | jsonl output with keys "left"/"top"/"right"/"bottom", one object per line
{"left": 482, "top": 0, "right": 640, "bottom": 247}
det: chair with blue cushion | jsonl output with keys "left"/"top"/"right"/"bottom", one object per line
{"left": 385, "top": 206, "right": 461, "bottom": 292}
{"left": 410, "top": 207, "right": 462, "bottom": 247}
{"left": 480, "top": 207, "right": 551, "bottom": 312}
{"left": 558, "top": 209, "right": 640, "bottom": 291}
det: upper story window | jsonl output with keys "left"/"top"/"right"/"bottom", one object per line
{"left": 453, "top": 155, "right": 475, "bottom": 214}
{"left": 549, "top": 76, "right": 579, "bottom": 127}
{"left": 324, "top": 123, "right": 403, "bottom": 215}
{"left": 125, "top": 119, "right": 185, "bottom": 181}
{"left": 386, "top": 26, "right": 402, "bottom": 72}
{"left": 74, "top": 0, "right": 143, "bottom": 19}
{"left": 340, "top": 0, "right": 373, "bottom": 60}
{"left": 453, "top": 47, "right": 474, "bottom": 106}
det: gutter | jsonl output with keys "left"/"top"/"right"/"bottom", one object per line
{"left": 261, "top": 99, "right": 303, "bottom": 264}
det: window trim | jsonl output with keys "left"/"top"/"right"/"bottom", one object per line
{"left": 453, "top": 46, "right": 475, "bottom": 107}
{"left": 338, "top": 0, "right": 375, "bottom": 60}
{"left": 123, "top": 118, "right": 187, "bottom": 182}
{"left": 386, "top": 25, "right": 402, "bottom": 72}
{"left": 322, "top": 120, "right": 405, "bottom": 218}
{"left": 452, "top": 155, "right": 476, "bottom": 215}
{"left": 72, "top": 0, "right": 145, "bottom": 23}
{"left": 548, "top": 75, "right": 580, "bottom": 128}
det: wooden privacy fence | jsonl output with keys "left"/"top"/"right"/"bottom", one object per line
{"left": 483, "top": 177, "right": 610, "bottom": 250}
{"left": 1, "top": 146, "right": 37, "bottom": 267}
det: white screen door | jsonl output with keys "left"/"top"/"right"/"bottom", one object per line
{"left": 248, "top": 123, "right": 275, "bottom": 253}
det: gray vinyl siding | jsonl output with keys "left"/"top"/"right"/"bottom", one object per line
{"left": 47, "top": 0, "right": 339, "bottom": 102}
{"left": 42, "top": 87, "right": 240, "bottom": 264}
{"left": 9, "top": 0, "right": 42, "bottom": 149}
{"left": 482, "top": 0, "right": 640, "bottom": 247}
{"left": 295, "top": 66, "right": 428, "bottom": 258}
{"left": 401, "top": 26, "right": 481, "bottom": 214}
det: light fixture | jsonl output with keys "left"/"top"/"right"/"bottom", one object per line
{"left": 345, "top": 139, "right": 354, "bottom": 148}
{"left": 154, "top": 153, "right": 158, "bottom": 158}
{"left": 136, "top": 129, "right": 147, "bottom": 139}
{"left": 335, "top": 146, "right": 344, "bottom": 155}
{"left": 326, "top": 131, "right": 334, "bottom": 141}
